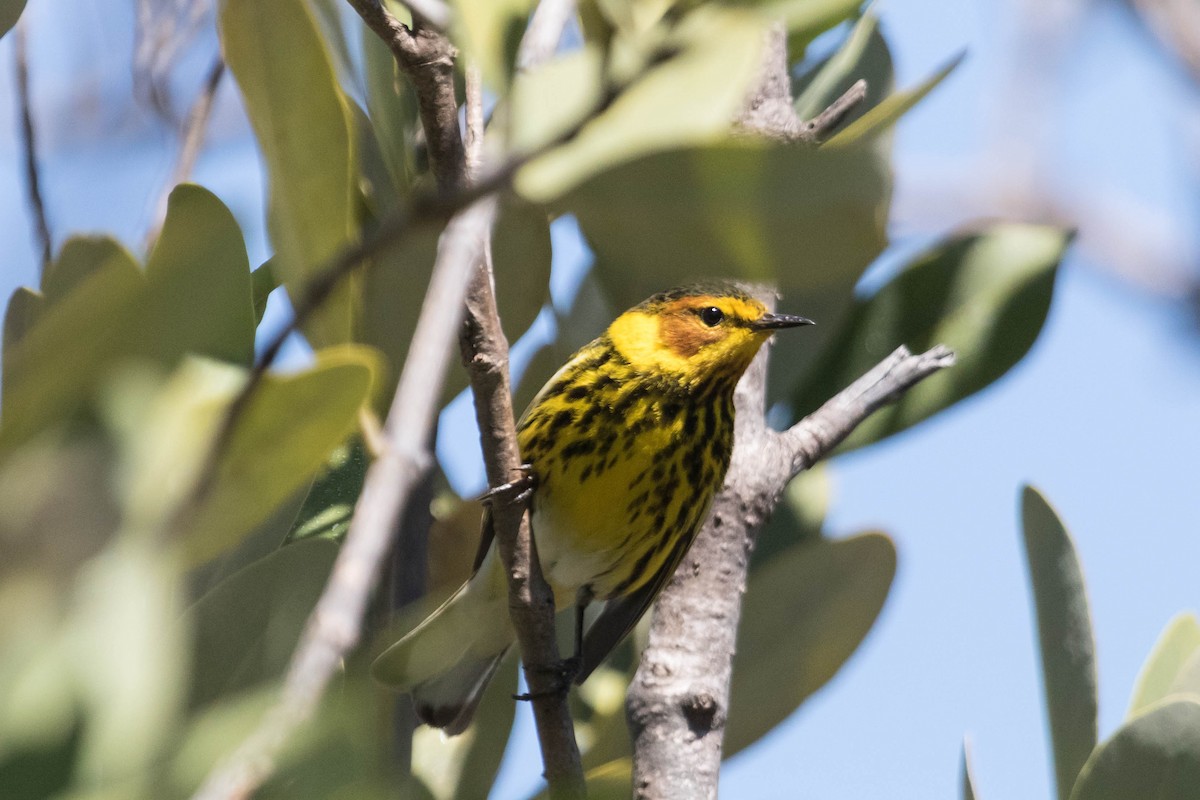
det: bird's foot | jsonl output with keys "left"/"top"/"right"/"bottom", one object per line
{"left": 483, "top": 464, "right": 536, "bottom": 507}
{"left": 512, "top": 656, "right": 582, "bottom": 702}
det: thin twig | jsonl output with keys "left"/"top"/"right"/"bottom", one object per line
{"left": 190, "top": 196, "right": 497, "bottom": 800}
{"left": 797, "top": 78, "right": 868, "bottom": 144}
{"left": 458, "top": 55, "right": 586, "bottom": 798}
{"left": 145, "top": 57, "right": 225, "bottom": 252}
{"left": 517, "top": 0, "right": 577, "bottom": 70}
{"left": 346, "top": 0, "right": 465, "bottom": 190}
{"left": 779, "top": 345, "right": 956, "bottom": 473}
{"left": 13, "top": 19, "right": 52, "bottom": 274}
{"left": 186, "top": 4, "right": 603, "bottom": 796}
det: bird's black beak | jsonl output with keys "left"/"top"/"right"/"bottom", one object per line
{"left": 750, "top": 313, "right": 815, "bottom": 331}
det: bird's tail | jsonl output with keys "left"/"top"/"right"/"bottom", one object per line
{"left": 372, "top": 564, "right": 514, "bottom": 735}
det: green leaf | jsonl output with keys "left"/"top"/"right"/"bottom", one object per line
{"left": 724, "top": 531, "right": 896, "bottom": 756}
{"left": 183, "top": 538, "right": 338, "bottom": 709}
{"left": 2, "top": 286, "right": 43, "bottom": 375}
{"left": 569, "top": 141, "right": 888, "bottom": 312}
{"left": 450, "top": 0, "right": 533, "bottom": 91}
{"left": 0, "top": 0, "right": 26, "bottom": 40}
{"left": 762, "top": 0, "right": 862, "bottom": 49}
{"left": 1128, "top": 613, "right": 1200, "bottom": 719}
{"left": 363, "top": 25, "right": 421, "bottom": 194}
{"left": 1022, "top": 486, "right": 1097, "bottom": 800}
{"left": 0, "top": 715, "right": 82, "bottom": 800}
{"left": 962, "top": 737, "right": 980, "bottom": 800}
{"left": 358, "top": 223, "right": 442, "bottom": 401}
{"left": 42, "top": 237, "right": 137, "bottom": 305}
{"left": 69, "top": 542, "right": 187, "bottom": 784}
{"left": 794, "top": 11, "right": 893, "bottom": 131}
{"left": 514, "top": 8, "right": 769, "bottom": 202}
{"left": 145, "top": 184, "right": 256, "bottom": 366}
{"left": 492, "top": 196, "right": 553, "bottom": 339}
{"left": 220, "top": 0, "right": 358, "bottom": 347}
{"left": 0, "top": 241, "right": 143, "bottom": 451}
{"left": 1070, "top": 699, "right": 1200, "bottom": 800}
{"left": 287, "top": 439, "right": 368, "bottom": 543}
{"left": 251, "top": 259, "right": 278, "bottom": 327}
{"left": 791, "top": 224, "right": 1069, "bottom": 450}
{"left": 829, "top": 51, "right": 964, "bottom": 146}
{"left": 182, "top": 346, "right": 381, "bottom": 564}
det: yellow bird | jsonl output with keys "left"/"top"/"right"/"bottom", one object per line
{"left": 373, "top": 283, "right": 812, "bottom": 733}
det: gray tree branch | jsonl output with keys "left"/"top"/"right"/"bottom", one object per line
{"left": 355, "top": 2, "right": 587, "bottom": 795}
{"left": 190, "top": 197, "right": 496, "bottom": 800}
{"left": 627, "top": 24, "right": 954, "bottom": 800}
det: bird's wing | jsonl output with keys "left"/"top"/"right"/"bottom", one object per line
{"left": 471, "top": 507, "right": 494, "bottom": 574}
{"left": 575, "top": 528, "right": 697, "bottom": 684}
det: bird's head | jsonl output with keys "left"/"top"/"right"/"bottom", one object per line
{"left": 606, "top": 283, "right": 813, "bottom": 389}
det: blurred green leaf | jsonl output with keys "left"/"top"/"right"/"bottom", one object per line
{"left": 145, "top": 184, "right": 255, "bottom": 367}
{"left": 182, "top": 346, "right": 381, "bottom": 564}
{"left": 166, "top": 688, "right": 274, "bottom": 794}
{"left": 0, "top": 715, "right": 81, "bottom": 800}
{"left": 794, "top": 11, "right": 893, "bottom": 131}
{"left": 514, "top": 8, "right": 768, "bottom": 202}
{"left": 42, "top": 236, "right": 137, "bottom": 306}
{"left": 287, "top": 439, "right": 368, "bottom": 543}
{"left": 962, "top": 737, "right": 980, "bottom": 800}
{"left": 829, "top": 51, "right": 963, "bottom": 146}
{"left": 70, "top": 542, "right": 187, "bottom": 786}
{"left": 569, "top": 141, "right": 888, "bottom": 312}
{"left": 307, "top": 0, "right": 358, "bottom": 86}
{"left": 493, "top": 196, "right": 553, "bottom": 339}
{"left": 251, "top": 258, "right": 278, "bottom": 327}
{"left": 1022, "top": 486, "right": 1097, "bottom": 800}
{"left": 358, "top": 222, "right": 442, "bottom": 403}
{"left": 791, "top": 224, "right": 1068, "bottom": 449}
{"left": 2, "top": 286, "right": 42, "bottom": 377}
{"left": 0, "top": 241, "right": 142, "bottom": 451}
{"left": 760, "top": 0, "right": 862, "bottom": 51}
{"left": 1070, "top": 699, "right": 1200, "bottom": 800}
{"left": 188, "top": 482, "right": 309, "bottom": 598}
{"left": 1128, "top": 613, "right": 1200, "bottom": 719}
{"left": 220, "top": 0, "right": 358, "bottom": 347}
{"left": 363, "top": 25, "right": 421, "bottom": 195}
{"left": 3, "top": 190, "right": 260, "bottom": 453}
{"left": 256, "top": 682, "right": 399, "bottom": 800}
{"left": 0, "top": 0, "right": 26, "bottom": 40}
{"left": 183, "top": 538, "right": 338, "bottom": 709}
{"left": 350, "top": 98, "right": 402, "bottom": 220}
{"left": 724, "top": 531, "right": 896, "bottom": 756}
{"left": 450, "top": 0, "right": 533, "bottom": 90}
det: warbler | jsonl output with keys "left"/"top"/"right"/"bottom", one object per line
{"left": 373, "top": 283, "right": 812, "bottom": 733}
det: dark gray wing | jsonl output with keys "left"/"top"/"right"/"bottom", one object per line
{"left": 471, "top": 507, "right": 494, "bottom": 574}
{"left": 575, "top": 529, "right": 696, "bottom": 684}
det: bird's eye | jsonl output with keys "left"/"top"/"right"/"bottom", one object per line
{"left": 699, "top": 306, "right": 724, "bottom": 327}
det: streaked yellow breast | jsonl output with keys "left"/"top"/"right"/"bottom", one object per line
{"left": 517, "top": 336, "right": 736, "bottom": 602}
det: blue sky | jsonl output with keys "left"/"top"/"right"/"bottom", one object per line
{"left": 2, "top": 1, "right": 1199, "bottom": 798}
